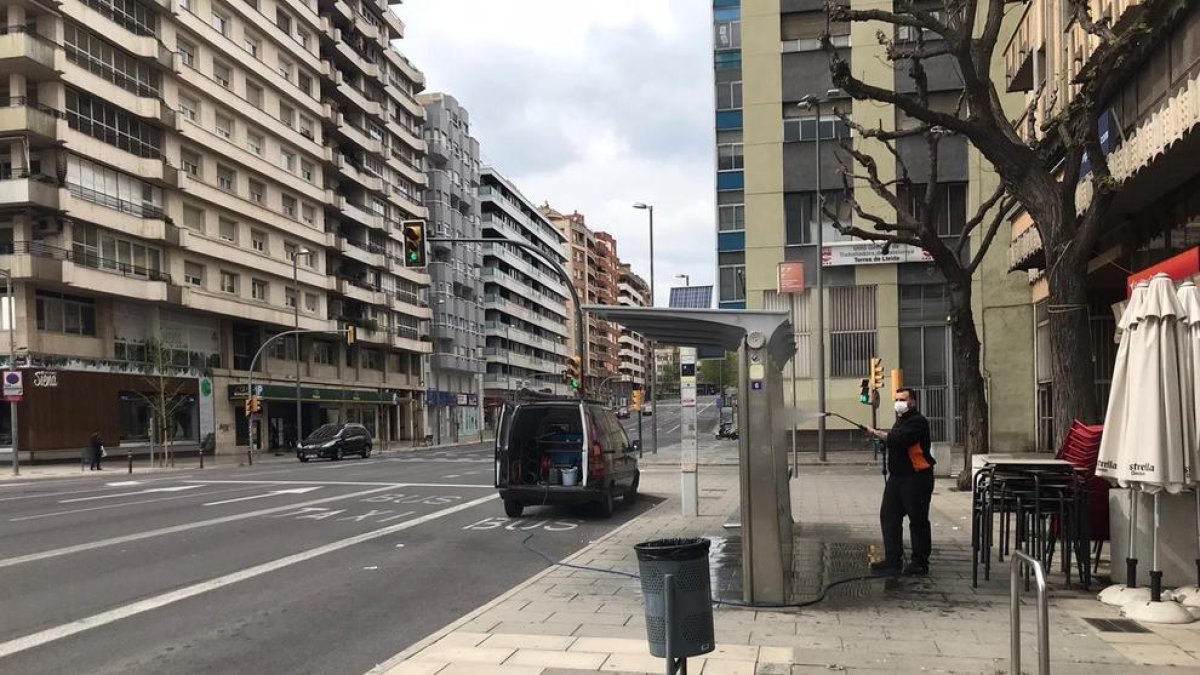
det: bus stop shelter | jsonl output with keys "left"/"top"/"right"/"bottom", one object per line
{"left": 583, "top": 305, "right": 796, "bottom": 604}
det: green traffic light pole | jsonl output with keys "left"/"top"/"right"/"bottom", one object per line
{"left": 428, "top": 237, "right": 586, "bottom": 399}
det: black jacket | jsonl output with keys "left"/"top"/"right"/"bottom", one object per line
{"left": 885, "top": 410, "right": 934, "bottom": 477}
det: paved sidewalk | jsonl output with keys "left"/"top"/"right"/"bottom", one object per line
{"left": 369, "top": 463, "right": 1200, "bottom": 675}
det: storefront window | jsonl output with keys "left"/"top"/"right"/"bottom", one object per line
{"left": 119, "top": 392, "right": 152, "bottom": 441}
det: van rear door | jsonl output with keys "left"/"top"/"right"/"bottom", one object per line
{"left": 494, "top": 404, "right": 512, "bottom": 488}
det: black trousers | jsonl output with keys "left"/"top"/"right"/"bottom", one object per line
{"left": 880, "top": 470, "right": 935, "bottom": 565}
{"left": 89, "top": 450, "right": 102, "bottom": 470}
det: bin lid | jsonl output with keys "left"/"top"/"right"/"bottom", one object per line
{"left": 635, "top": 537, "right": 711, "bottom": 562}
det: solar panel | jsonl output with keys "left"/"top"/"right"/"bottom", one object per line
{"left": 669, "top": 285, "right": 713, "bottom": 309}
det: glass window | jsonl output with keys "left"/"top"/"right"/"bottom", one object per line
{"left": 252, "top": 279, "right": 268, "bottom": 301}
{"left": 251, "top": 229, "right": 266, "bottom": 252}
{"left": 282, "top": 195, "right": 297, "bottom": 218}
{"left": 714, "top": 51, "right": 742, "bottom": 70}
{"left": 280, "top": 148, "right": 295, "bottom": 172}
{"left": 312, "top": 340, "right": 333, "bottom": 364}
{"left": 277, "top": 59, "right": 292, "bottom": 81}
{"left": 829, "top": 286, "right": 877, "bottom": 377}
{"left": 66, "top": 154, "right": 163, "bottom": 218}
{"left": 36, "top": 291, "right": 97, "bottom": 336}
{"left": 719, "top": 265, "right": 745, "bottom": 302}
{"left": 181, "top": 149, "right": 200, "bottom": 176}
{"left": 285, "top": 288, "right": 297, "bottom": 308}
{"left": 65, "top": 88, "right": 162, "bottom": 158}
{"left": 214, "top": 62, "right": 232, "bottom": 88}
{"left": 300, "top": 160, "right": 314, "bottom": 182}
{"left": 216, "top": 165, "right": 236, "bottom": 192}
{"left": 717, "top": 143, "right": 743, "bottom": 171}
{"left": 301, "top": 203, "right": 316, "bottom": 225}
{"left": 718, "top": 203, "right": 745, "bottom": 232}
{"left": 184, "top": 262, "right": 204, "bottom": 286}
{"left": 898, "top": 182, "right": 967, "bottom": 236}
{"left": 64, "top": 23, "right": 161, "bottom": 97}
{"left": 716, "top": 81, "right": 742, "bottom": 110}
{"left": 177, "top": 39, "right": 195, "bottom": 68}
{"left": 249, "top": 180, "right": 265, "bottom": 204}
{"left": 220, "top": 271, "right": 237, "bottom": 293}
{"left": 784, "top": 190, "right": 855, "bottom": 245}
{"left": 179, "top": 96, "right": 198, "bottom": 122}
{"left": 305, "top": 292, "right": 318, "bottom": 313}
{"left": 119, "top": 392, "right": 152, "bottom": 441}
{"left": 244, "top": 33, "right": 260, "bottom": 58}
{"left": 783, "top": 117, "right": 852, "bottom": 142}
{"left": 219, "top": 218, "right": 237, "bottom": 242}
{"left": 279, "top": 104, "right": 295, "bottom": 128}
{"left": 246, "top": 82, "right": 263, "bottom": 109}
{"left": 182, "top": 204, "right": 204, "bottom": 231}
{"left": 247, "top": 131, "right": 264, "bottom": 155}
{"left": 79, "top": 0, "right": 157, "bottom": 36}
{"left": 215, "top": 114, "right": 233, "bottom": 139}
{"left": 211, "top": 10, "right": 229, "bottom": 35}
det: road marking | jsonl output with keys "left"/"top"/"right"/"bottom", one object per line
{"left": 0, "top": 485, "right": 396, "bottom": 570}
{"left": 202, "top": 486, "right": 322, "bottom": 506}
{"left": 181, "top": 480, "right": 489, "bottom": 489}
{"left": 9, "top": 486, "right": 268, "bottom": 522}
{"left": 58, "top": 485, "right": 201, "bottom": 504}
{"left": 105, "top": 481, "right": 141, "bottom": 487}
{"left": 0, "top": 493, "right": 498, "bottom": 659}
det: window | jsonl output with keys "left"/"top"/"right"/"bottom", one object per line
{"left": 246, "top": 82, "right": 263, "bottom": 109}
{"left": 718, "top": 203, "right": 745, "bottom": 232}
{"left": 66, "top": 88, "right": 161, "bottom": 158}
{"left": 829, "top": 286, "right": 877, "bottom": 377}
{"left": 220, "top": 271, "right": 238, "bottom": 294}
{"left": 301, "top": 160, "right": 314, "bottom": 182}
{"left": 79, "top": 0, "right": 156, "bottom": 36}
{"left": 279, "top": 104, "right": 295, "bottom": 128}
{"left": 784, "top": 190, "right": 855, "bottom": 245}
{"left": 276, "top": 9, "right": 292, "bottom": 35}
{"left": 301, "top": 203, "right": 316, "bottom": 225}
{"left": 181, "top": 149, "right": 200, "bottom": 176}
{"left": 36, "top": 291, "right": 97, "bottom": 336}
{"left": 215, "top": 114, "right": 233, "bottom": 139}
{"left": 285, "top": 288, "right": 297, "bottom": 308}
{"left": 897, "top": 182, "right": 967, "bottom": 237}
{"left": 243, "top": 33, "right": 260, "bottom": 58}
{"left": 72, "top": 222, "right": 163, "bottom": 278}
{"left": 280, "top": 148, "right": 295, "bottom": 172}
{"left": 184, "top": 262, "right": 204, "bottom": 286}
{"left": 216, "top": 165, "right": 236, "bottom": 192}
{"left": 298, "top": 116, "right": 315, "bottom": 139}
{"left": 179, "top": 96, "right": 199, "bottom": 122}
{"left": 64, "top": 23, "right": 163, "bottom": 98}
{"left": 251, "top": 229, "right": 266, "bottom": 252}
{"left": 784, "top": 116, "right": 852, "bottom": 142}
{"left": 219, "top": 218, "right": 237, "bottom": 242}
{"left": 282, "top": 195, "right": 297, "bottom": 218}
{"left": 248, "top": 179, "right": 265, "bottom": 204}
{"left": 298, "top": 73, "right": 313, "bottom": 96}
{"left": 718, "top": 252, "right": 745, "bottom": 302}
{"left": 182, "top": 204, "right": 205, "bottom": 231}
{"left": 211, "top": 10, "right": 229, "bottom": 35}
{"left": 66, "top": 155, "right": 164, "bottom": 219}
{"left": 214, "top": 62, "right": 232, "bottom": 88}
{"left": 277, "top": 59, "right": 292, "bottom": 81}
{"left": 298, "top": 30, "right": 310, "bottom": 50}
{"left": 312, "top": 339, "right": 333, "bottom": 364}
{"left": 716, "top": 81, "right": 742, "bottom": 110}
{"left": 714, "top": 20, "right": 741, "bottom": 49}
{"left": 251, "top": 278, "right": 268, "bottom": 301}
{"left": 178, "top": 39, "right": 195, "bottom": 67}
{"left": 717, "top": 143, "right": 743, "bottom": 171}
{"left": 362, "top": 349, "right": 380, "bottom": 371}
{"left": 304, "top": 292, "right": 318, "bottom": 313}
{"left": 247, "top": 131, "right": 264, "bottom": 155}
{"left": 715, "top": 51, "right": 742, "bottom": 70}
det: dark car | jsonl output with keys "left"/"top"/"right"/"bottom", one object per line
{"left": 495, "top": 396, "right": 640, "bottom": 518}
{"left": 615, "top": 406, "right": 630, "bottom": 419}
{"left": 297, "top": 423, "right": 373, "bottom": 461}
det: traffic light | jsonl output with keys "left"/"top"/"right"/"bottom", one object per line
{"left": 869, "top": 357, "right": 884, "bottom": 391}
{"left": 401, "top": 219, "right": 427, "bottom": 268}
{"left": 346, "top": 325, "right": 356, "bottom": 345}
{"left": 859, "top": 378, "right": 870, "bottom": 405}
{"left": 564, "top": 356, "right": 581, "bottom": 390}
{"left": 244, "top": 395, "right": 262, "bottom": 417}
{"left": 632, "top": 389, "right": 644, "bottom": 410}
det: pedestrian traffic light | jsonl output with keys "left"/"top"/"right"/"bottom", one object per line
{"left": 632, "top": 389, "right": 643, "bottom": 410}
{"left": 346, "top": 325, "right": 356, "bottom": 345}
{"left": 869, "top": 357, "right": 884, "bottom": 391}
{"left": 402, "top": 219, "right": 426, "bottom": 268}
{"left": 564, "top": 356, "right": 581, "bottom": 390}
{"left": 244, "top": 395, "right": 262, "bottom": 417}
{"left": 859, "top": 378, "right": 870, "bottom": 405}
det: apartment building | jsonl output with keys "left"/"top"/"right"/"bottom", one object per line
{"left": 420, "top": 92, "right": 482, "bottom": 443}
{"left": 541, "top": 206, "right": 621, "bottom": 395}
{"left": 0, "top": 0, "right": 430, "bottom": 459}
{"left": 479, "top": 167, "right": 570, "bottom": 419}
{"left": 1004, "top": 0, "right": 1200, "bottom": 448}
{"left": 617, "top": 262, "right": 649, "bottom": 398}
{"left": 714, "top": 0, "right": 1033, "bottom": 449}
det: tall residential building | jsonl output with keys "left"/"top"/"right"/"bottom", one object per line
{"left": 1004, "top": 0, "right": 1200, "bottom": 449}
{"left": 714, "top": 0, "right": 1033, "bottom": 449}
{"left": 420, "top": 92, "right": 483, "bottom": 443}
{"left": 0, "top": 0, "right": 430, "bottom": 460}
{"left": 617, "top": 263, "right": 650, "bottom": 397}
{"left": 479, "top": 167, "right": 570, "bottom": 418}
{"left": 542, "top": 206, "right": 621, "bottom": 394}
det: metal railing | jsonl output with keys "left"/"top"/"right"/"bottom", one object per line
{"left": 1010, "top": 550, "right": 1050, "bottom": 675}
{"left": 6, "top": 241, "right": 171, "bottom": 283}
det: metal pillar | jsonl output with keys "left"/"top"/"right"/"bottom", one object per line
{"left": 679, "top": 347, "right": 698, "bottom": 517}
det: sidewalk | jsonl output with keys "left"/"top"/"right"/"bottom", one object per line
{"left": 0, "top": 436, "right": 492, "bottom": 482}
{"left": 370, "top": 463, "right": 1200, "bottom": 675}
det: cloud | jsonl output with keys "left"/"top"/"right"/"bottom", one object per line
{"left": 395, "top": 0, "right": 716, "bottom": 305}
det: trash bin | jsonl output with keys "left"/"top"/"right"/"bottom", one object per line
{"left": 634, "top": 538, "right": 715, "bottom": 659}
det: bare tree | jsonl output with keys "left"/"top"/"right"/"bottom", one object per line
{"left": 823, "top": 0, "right": 1181, "bottom": 455}
{"left": 137, "top": 338, "right": 193, "bottom": 467}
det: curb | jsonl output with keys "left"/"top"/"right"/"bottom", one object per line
{"left": 362, "top": 497, "right": 662, "bottom": 675}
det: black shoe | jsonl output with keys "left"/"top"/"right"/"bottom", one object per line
{"left": 903, "top": 562, "right": 929, "bottom": 577}
{"left": 869, "top": 560, "right": 902, "bottom": 575}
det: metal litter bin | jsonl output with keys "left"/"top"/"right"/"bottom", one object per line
{"left": 634, "top": 538, "right": 715, "bottom": 661}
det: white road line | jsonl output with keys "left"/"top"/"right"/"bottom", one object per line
{"left": 0, "top": 475, "right": 196, "bottom": 502}
{"left": 9, "top": 486, "right": 264, "bottom": 522}
{"left": 0, "top": 493, "right": 498, "bottom": 659}
{"left": 0, "top": 485, "right": 395, "bottom": 570}
{"left": 183, "top": 479, "right": 403, "bottom": 487}
{"left": 58, "top": 485, "right": 201, "bottom": 504}
{"left": 202, "top": 486, "right": 322, "bottom": 506}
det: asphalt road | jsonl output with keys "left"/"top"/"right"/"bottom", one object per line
{"left": 0, "top": 443, "right": 658, "bottom": 675}
{"left": 618, "top": 396, "right": 723, "bottom": 451}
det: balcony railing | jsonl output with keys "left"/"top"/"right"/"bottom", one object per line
{"left": 66, "top": 182, "right": 164, "bottom": 219}
{"left": 4, "top": 240, "right": 171, "bottom": 283}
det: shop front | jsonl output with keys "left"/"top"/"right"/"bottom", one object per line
{"left": 228, "top": 383, "right": 418, "bottom": 449}
{"left": 425, "top": 390, "right": 480, "bottom": 444}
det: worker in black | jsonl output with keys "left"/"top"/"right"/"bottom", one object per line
{"left": 866, "top": 388, "right": 935, "bottom": 576}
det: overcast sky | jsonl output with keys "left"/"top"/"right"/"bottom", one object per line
{"left": 395, "top": 0, "right": 715, "bottom": 305}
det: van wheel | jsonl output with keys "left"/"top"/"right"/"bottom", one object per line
{"left": 504, "top": 500, "right": 524, "bottom": 518}
{"left": 598, "top": 489, "right": 616, "bottom": 518}
{"left": 625, "top": 473, "right": 640, "bottom": 503}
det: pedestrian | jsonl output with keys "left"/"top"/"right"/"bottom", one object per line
{"left": 88, "top": 432, "right": 105, "bottom": 471}
{"left": 866, "top": 388, "right": 935, "bottom": 576}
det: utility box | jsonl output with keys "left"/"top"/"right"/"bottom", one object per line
{"left": 634, "top": 538, "right": 715, "bottom": 659}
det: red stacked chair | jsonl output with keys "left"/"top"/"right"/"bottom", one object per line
{"left": 1055, "top": 421, "right": 1109, "bottom": 574}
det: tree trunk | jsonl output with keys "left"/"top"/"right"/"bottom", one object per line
{"left": 947, "top": 278, "right": 990, "bottom": 491}
{"left": 1046, "top": 251, "right": 1101, "bottom": 447}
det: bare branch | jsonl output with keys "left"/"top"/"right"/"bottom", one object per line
{"left": 956, "top": 180, "right": 1006, "bottom": 257}
{"left": 1067, "top": 0, "right": 1117, "bottom": 42}
{"left": 967, "top": 196, "right": 1017, "bottom": 275}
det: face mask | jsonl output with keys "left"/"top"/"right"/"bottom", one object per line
{"left": 894, "top": 401, "right": 909, "bottom": 416}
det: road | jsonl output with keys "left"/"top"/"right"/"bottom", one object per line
{"left": 0, "top": 443, "right": 656, "bottom": 675}
{"left": 618, "top": 395, "right": 723, "bottom": 451}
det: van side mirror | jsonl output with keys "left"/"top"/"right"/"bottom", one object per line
{"left": 631, "top": 440, "right": 642, "bottom": 453}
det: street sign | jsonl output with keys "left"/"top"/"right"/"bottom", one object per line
{"left": 777, "top": 261, "right": 806, "bottom": 294}
{"left": 3, "top": 370, "right": 22, "bottom": 401}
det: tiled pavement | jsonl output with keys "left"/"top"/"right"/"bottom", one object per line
{"left": 371, "top": 461, "right": 1200, "bottom": 675}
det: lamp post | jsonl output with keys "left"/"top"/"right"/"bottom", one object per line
{"left": 798, "top": 89, "right": 840, "bottom": 462}
{"left": 2, "top": 270, "right": 16, "bottom": 475}
{"left": 292, "top": 248, "right": 311, "bottom": 449}
{"left": 633, "top": 202, "right": 657, "bottom": 455}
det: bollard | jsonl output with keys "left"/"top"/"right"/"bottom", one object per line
{"left": 199, "top": 447, "right": 205, "bottom": 469}
{"left": 247, "top": 448, "right": 253, "bottom": 466}
{"left": 127, "top": 451, "right": 133, "bottom": 474}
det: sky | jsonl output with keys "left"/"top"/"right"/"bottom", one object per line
{"left": 394, "top": 0, "right": 716, "bottom": 306}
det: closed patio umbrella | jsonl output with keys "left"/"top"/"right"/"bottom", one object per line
{"left": 1117, "top": 274, "right": 1195, "bottom": 624}
{"left": 1169, "top": 280, "right": 1200, "bottom": 608}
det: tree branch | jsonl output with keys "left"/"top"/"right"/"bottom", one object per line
{"left": 957, "top": 180, "right": 1006, "bottom": 257}
{"left": 967, "top": 195, "right": 1016, "bottom": 275}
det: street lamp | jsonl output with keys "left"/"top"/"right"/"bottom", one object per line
{"left": 292, "top": 248, "right": 312, "bottom": 448}
{"left": 675, "top": 274, "right": 690, "bottom": 287}
{"left": 632, "top": 202, "right": 657, "bottom": 455}
{"left": 798, "top": 88, "right": 841, "bottom": 462}
{"left": 1, "top": 269, "right": 16, "bottom": 475}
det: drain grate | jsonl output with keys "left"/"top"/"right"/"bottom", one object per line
{"left": 1082, "top": 617, "right": 1151, "bottom": 633}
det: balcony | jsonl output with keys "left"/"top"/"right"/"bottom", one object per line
{"left": 338, "top": 236, "right": 386, "bottom": 267}
{"left": 0, "top": 98, "right": 61, "bottom": 140}
{"left": 484, "top": 294, "right": 569, "bottom": 337}
{"left": 336, "top": 80, "right": 383, "bottom": 117}
{"left": 334, "top": 154, "right": 385, "bottom": 192}
{"left": 1008, "top": 223, "right": 1045, "bottom": 272}
{"left": 0, "top": 175, "right": 61, "bottom": 209}
{"left": 0, "top": 28, "right": 57, "bottom": 77}
{"left": 4, "top": 241, "right": 171, "bottom": 299}
{"left": 335, "top": 119, "right": 385, "bottom": 156}
{"left": 336, "top": 277, "right": 386, "bottom": 305}
{"left": 481, "top": 266, "right": 567, "bottom": 314}
{"left": 335, "top": 195, "right": 385, "bottom": 230}
{"left": 1002, "top": 1, "right": 1039, "bottom": 92}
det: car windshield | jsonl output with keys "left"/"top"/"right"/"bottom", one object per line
{"left": 305, "top": 424, "right": 342, "bottom": 442}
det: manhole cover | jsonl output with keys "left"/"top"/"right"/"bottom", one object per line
{"left": 1082, "top": 617, "right": 1150, "bottom": 633}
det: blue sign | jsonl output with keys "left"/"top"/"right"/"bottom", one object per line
{"left": 751, "top": 381, "right": 763, "bottom": 390}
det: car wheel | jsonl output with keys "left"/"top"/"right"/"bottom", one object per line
{"left": 362, "top": 445, "right": 371, "bottom": 459}
{"left": 625, "top": 472, "right": 640, "bottom": 503}
{"left": 598, "top": 488, "right": 616, "bottom": 518}
{"left": 298, "top": 455, "right": 309, "bottom": 463}
{"left": 504, "top": 500, "right": 524, "bottom": 518}
{"left": 332, "top": 447, "right": 343, "bottom": 461}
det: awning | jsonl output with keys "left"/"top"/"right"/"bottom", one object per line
{"left": 582, "top": 305, "right": 794, "bottom": 364}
